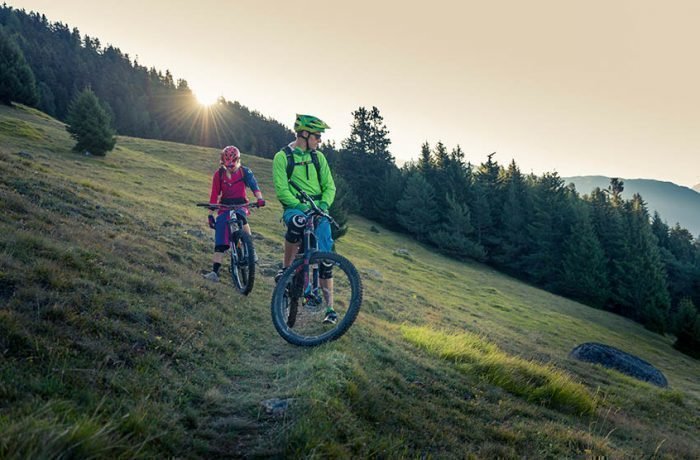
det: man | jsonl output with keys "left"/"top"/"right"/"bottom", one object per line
{"left": 272, "top": 114, "right": 337, "bottom": 323}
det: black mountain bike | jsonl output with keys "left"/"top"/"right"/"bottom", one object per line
{"left": 271, "top": 182, "right": 363, "bottom": 347}
{"left": 197, "top": 202, "right": 260, "bottom": 295}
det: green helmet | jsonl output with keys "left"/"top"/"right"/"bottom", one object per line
{"left": 294, "top": 114, "right": 330, "bottom": 134}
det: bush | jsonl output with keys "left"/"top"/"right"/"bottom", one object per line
{"left": 65, "top": 88, "right": 116, "bottom": 156}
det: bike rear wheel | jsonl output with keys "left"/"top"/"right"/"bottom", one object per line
{"left": 271, "top": 251, "right": 362, "bottom": 347}
{"left": 230, "top": 231, "right": 255, "bottom": 295}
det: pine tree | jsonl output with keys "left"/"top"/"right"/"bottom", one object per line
{"left": 430, "top": 195, "right": 485, "bottom": 260}
{"left": 396, "top": 173, "right": 437, "bottom": 241}
{"left": 586, "top": 187, "right": 629, "bottom": 311}
{"left": 492, "top": 160, "right": 530, "bottom": 269}
{"left": 470, "top": 180, "right": 492, "bottom": 248}
{"left": 338, "top": 106, "right": 394, "bottom": 221}
{"left": 474, "top": 152, "right": 504, "bottom": 254}
{"left": 614, "top": 194, "right": 670, "bottom": 332}
{"left": 65, "top": 88, "right": 116, "bottom": 155}
{"left": 328, "top": 174, "right": 354, "bottom": 241}
{"left": 418, "top": 142, "right": 432, "bottom": 177}
{"left": 559, "top": 202, "right": 609, "bottom": 306}
{"left": 0, "top": 28, "right": 38, "bottom": 105}
{"left": 522, "top": 173, "right": 571, "bottom": 287}
{"left": 370, "top": 166, "right": 404, "bottom": 230}
{"left": 672, "top": 298, "right": 700, "bottom": 359}
{"left": 651, "top": 212, "right": 670, "bottom": 249}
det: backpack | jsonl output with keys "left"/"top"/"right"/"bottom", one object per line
{"left": 218, "top": 166, "right": 249, "bottom": 189}
{"left": 283, "top": 146, "right": 322, "bottom": 182}
{"left": 218, "top": 167, "right": 250, "bottom": 205}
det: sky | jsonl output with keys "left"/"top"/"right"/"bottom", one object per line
{"left": 8, "top": 0, "right": 700, "bottom": 187}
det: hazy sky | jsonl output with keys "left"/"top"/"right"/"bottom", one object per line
{"left": 9, "top": 0, "right": 700, "bottom": 187}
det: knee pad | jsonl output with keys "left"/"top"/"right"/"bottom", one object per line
{"left": 285, "top": 214, "right": 307, "bottom": 243}
{"left": 319, "top": 260, "right": 334, "bottom": 279}
{"left": 215, "top": 244, "right": 229, "bottom": 253}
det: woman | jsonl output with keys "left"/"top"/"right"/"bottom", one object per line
{"left": 203, "top": 145, "right": 265, "bottom": 282}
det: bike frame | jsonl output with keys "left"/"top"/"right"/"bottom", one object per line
{"left": 196, "top": 202, "right": 259, "bottom": 258}
{"left": 287, "top": 180, "right": 337, "bottom": 304}
{"left": 298, "top": 213, "right": 321, "bottom": 296}
{"left": 225, "top": 209, "right": 246, "bottom": 258}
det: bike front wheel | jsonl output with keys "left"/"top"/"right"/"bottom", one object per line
{"left": 230, "top": 231, "right": 255, "bottom": 295}
{"left": 271, "top": 251, "right": 363, "bottom": 347}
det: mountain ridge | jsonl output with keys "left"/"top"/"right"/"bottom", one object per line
{"left": 565, "top": 175, "right": 700, "bottom": 237}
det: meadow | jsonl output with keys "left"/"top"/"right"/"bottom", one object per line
{"left": 1, "top": 103, "right": 698, "bottom": 458}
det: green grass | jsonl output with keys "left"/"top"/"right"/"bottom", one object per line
{"left": 401, "top": 325, "right": 596, "bottom": 414}
{"left": 0, "top": 119, "right": 43, "bottom": 140}
{"left": 1, "top": 102, "right": 699, "bottom": 458}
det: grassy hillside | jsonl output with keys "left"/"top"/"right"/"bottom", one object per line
{"left": 1, "top": 103, "right": 699, "bottom": 458}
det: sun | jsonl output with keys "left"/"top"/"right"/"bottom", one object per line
{"left": 194, "top": 88, "right": 220, "bottom": 107}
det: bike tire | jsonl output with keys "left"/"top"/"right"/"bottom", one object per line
{"left": 271, "top": 251, "right": 362, "bottom": 347}
{"left": 284, "top": 270, "right": 303, "bottom": 328}
{"left": 230, "top": 231, "right": 255, "bottom": 295}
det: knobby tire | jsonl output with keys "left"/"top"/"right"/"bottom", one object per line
{"left": 271, "top": 251, "right": 362, "bottom": 347}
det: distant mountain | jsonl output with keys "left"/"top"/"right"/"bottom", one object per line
{"left": 564, "top": 176, "right": 700, "bottom": 237}
{"left": 694, "top": 183, "right": 700, "bottom": 193}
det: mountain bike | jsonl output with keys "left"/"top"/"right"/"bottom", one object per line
{"left": 271, "top": 181, "right": 363, "bottom": 347}
{"left": 197, "top": 202, "right": 260, "bottom": 295}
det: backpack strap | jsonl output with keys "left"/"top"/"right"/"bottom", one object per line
{"left": 283, "top": 146, "right": 322, "bottom": 181}
{"left": 310, "top": 150, "right": 322, "bottom": 182}
{"left": 284, "top": 146, "right": 295, "bottom": 180}
{"left": 218, "top": 167, "right": 246, "bottom": 189}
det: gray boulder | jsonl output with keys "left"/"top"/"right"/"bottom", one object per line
{"left": 570, "top": 342, "right": 668, "bottom": 387}
{"left": 261, "top": 398, "right": 293, "bottom": 417}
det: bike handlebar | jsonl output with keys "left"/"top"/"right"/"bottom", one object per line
{"left": 288, "top": 180, "right": 339, "bottom": 229}
{"left": 196, "top": 202, "right": 261, "bottom": 211}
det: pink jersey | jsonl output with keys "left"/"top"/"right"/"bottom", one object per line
{"left": 209, "top": 167, "right": 260, "bottom": 215}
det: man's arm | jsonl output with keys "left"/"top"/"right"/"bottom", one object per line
{"left": 272, "top": 152, "right": 302, "bottom": 208}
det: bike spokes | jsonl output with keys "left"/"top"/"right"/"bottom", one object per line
{"left": 230, "top": 232, "right": 255, "bottom": 295}
{"left": 272, "top": 252, "right": 362, "bottom": 346}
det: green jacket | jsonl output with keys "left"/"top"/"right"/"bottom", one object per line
{"left": 273, "top": 145, "right": 336, "bottom": 210}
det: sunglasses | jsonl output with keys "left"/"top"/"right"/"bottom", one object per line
{"left": 310, "top": 133, "right": 322, "bottom": 140}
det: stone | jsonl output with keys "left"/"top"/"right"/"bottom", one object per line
{"left": 185, "top": 229, "right": 207, "bottom": 239}
{"left": 570, "top": 342, "right": 668, "bottom": 387}
{"left": 261, "top": 398, "right": 293, "bottom": 417}
{"left": 17, "top": 151, "right": 33, "bottom": 159}
{"left": 362, "top": 269, "right": 383, "bottom": 280}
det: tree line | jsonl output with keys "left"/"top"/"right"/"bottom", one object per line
{"left": 0, "top": 5, "right": 292, "bottom": 157}
{"left": 325, "top": 107, "right": 700, "bottom": 358}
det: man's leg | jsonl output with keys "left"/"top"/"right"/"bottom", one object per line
{"left": 320, "top": 277, "right": 334, "bottom": 306}
{"left": 276, "top": 209, "right": 306, "bottom": 282}
{"left": 315, "top": 218, "right": 337, "bottom": 323}
{"left": 284, "top": 239, "right": 300, "bottom": 267}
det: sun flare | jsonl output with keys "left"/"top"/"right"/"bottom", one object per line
{"left": 194, "top": 88, "right": 220, "bottom": 107}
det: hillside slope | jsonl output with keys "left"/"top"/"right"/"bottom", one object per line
{"left": 565, "top": 175, "right": 700, "bottom": 237}
{"left": 1, "top": 104, "right": 699, "bottom": 458}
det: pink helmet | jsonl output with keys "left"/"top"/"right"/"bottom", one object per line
{"left": 220, "top": 145, "right": 240, "bottom": 168}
